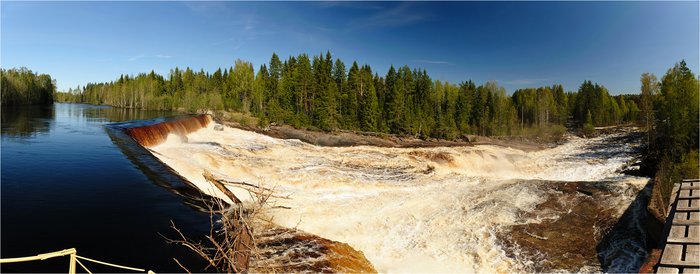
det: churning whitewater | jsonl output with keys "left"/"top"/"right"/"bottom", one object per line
{"left": 146, "top": 120, "right": 647, "bottom": 273}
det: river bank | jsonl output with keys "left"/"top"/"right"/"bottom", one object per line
{"left": 212, "top": 111, "right": 554, "bottom": 152}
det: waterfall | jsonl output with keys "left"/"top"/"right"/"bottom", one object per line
{"left": 125, "top": 115, "right": 212, "bottom": 147}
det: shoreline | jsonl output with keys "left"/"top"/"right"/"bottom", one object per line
{"left": 213, "top": 115, "right": 551, "bottom": 152}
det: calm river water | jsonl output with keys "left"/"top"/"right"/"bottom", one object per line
{"left": 1, "top": 103, "right": 210, "bottom": 272}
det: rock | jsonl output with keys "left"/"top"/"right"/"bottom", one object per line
{"left": 497, "top": 182, "right": 621, "bottom": 272}
{"left": 214, "top": 124, "right": 224, "bottom": 131}
{"left": 251, "top": 227, "right": 376, "bottom": 273}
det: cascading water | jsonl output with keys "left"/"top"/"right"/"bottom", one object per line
{"left": 128, "top": 117, "right": 650, "bottom": 272}
{"left": 126, "top": 114, "right": 212, "bottom": 147}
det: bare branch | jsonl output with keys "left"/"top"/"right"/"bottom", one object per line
{"left": 173, "top": 258, "right": 192, "bottom": 274}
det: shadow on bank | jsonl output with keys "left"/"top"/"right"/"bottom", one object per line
{"left": 105, "top": 115, "right": 215, "bottom": 213}
{"left": 596, "top": 182, "right": 662, "bottom": 273}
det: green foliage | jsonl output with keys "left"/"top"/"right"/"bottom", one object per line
{"left": 55, "top": 91, "right": 81, "bottom": 103}
{"left": 58, "top": 51, "right": 660, "bottom": 141}
{"left": 517, "top": 124, "right": 568, "bottom": 143}
{"left": 230, "top": 60, "right": 255, "bottom": 112}
{"left": 581, "top": 110, "right": 595, "bottom": 136}
{"left": 640, "top": 73, "right": 659, "bottom": 133}
{"left": 644, "top": 61, "right": 700, "bottom": 212}
{"left": 357, "top": 65, "right": 379, "bottom": 132}
{"left": 1, "top": 68, "right": 55, "bottom": 105}
{"left": 312, "top": 52, "right": 335, "bottom": 131}
{"left": 654, "top": 150, "right": 699, "bottom": 212}
{"left": 654, "top": 60, "right": 699, "bottom": 160}
{"left": 678, "top": 150, "right": 700, "bottom": 180}
{"left": 512, "top": 86, "right": 563, "bottom": 128}
{"left": 569, "top": 80, "right": 638, "bottom": 127}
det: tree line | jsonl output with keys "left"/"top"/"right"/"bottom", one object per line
{"left": 641, "top": 60, "right": 699, "bottom": 211}
{"left": 1, "top": 68, "right": 56, "bottom": 105}
{"left": 56, "top": 51, "right": 643, "bottom": 139}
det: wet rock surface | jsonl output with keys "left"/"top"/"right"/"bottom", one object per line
{"left": 498, "top": 181, "right": 638, "bottom": 272}
{"left": 251, "top": 227, "right": 376, "bottom": 273}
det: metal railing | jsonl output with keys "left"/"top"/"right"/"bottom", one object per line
{"left": 0, "top": 248, "right": 154, "bottom": 274}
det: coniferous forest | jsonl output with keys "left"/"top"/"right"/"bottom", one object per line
{"left": 56, "top": 52, "right": 645, "bottom": 139}
{"left": 52, "top": 54, "right": 698, "bottom": 215}
{"left": 5, "top": 53, "right": 699, "bottom": 236}
{"left": 643, "top": 61, "right": 699, "bottom": 210}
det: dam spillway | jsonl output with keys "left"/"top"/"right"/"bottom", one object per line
{"left": 126, "top": 114, "right": 212, "bottom": 147}
{"left": 125, "top": 115, "right": 650, "bottom": 272}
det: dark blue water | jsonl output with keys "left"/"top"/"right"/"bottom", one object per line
{"left": 1, "top": 103, "right": 211, "bottom": 272}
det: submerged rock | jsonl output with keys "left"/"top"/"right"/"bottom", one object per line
{"left": 497, "top": 181, "right": 646, "bottom": 272}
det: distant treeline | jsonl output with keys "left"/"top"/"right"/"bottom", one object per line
{"left": 56, "top": 52, "right": 641, "bottom": 139}
{"left": 1, "top": 68, "right": 55, "bottom": 105}
{"left": 642, "top": 61, "right": 699, "bottom": 213}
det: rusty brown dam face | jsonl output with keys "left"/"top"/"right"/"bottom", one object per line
{"left": 125, "top": 114, "right": 212, "bottom": 147}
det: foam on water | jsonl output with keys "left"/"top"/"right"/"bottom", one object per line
{"left": 149, "top": 122, "right": 646, "bottom": 272}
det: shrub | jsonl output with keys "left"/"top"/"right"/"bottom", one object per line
{"left": 581, "top": 123, "right": 595, "bottom": 137}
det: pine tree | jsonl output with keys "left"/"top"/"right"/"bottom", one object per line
{"left": 456, "top": 80, "right": 474, "bottom": 133}
{"left": 384, "top": 66, "right": 399, "bottom": 132}
{"left": 345, "top": 62, "right": 360, "bottom": 129}
{"left": 332, "top": 58, "right": 346, "bottom": 125}
{"left": 358, "top": 65, "right": 379, "bottom": 132}
{"left": 312, "top": 52, "right": 334, "bottom": 130}
{"left": 294, "top": 54, "right": 313, "bottom": 124}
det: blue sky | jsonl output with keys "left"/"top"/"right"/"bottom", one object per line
{"left": 2, "top": 1, "right": 698, "bottom": 94}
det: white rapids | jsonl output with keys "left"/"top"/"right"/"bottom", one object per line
{"left": 148, "top": 122, "right": 648, "bottom": 273}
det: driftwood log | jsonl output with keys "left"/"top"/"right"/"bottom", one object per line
{"left": 202, "top": 171, "right": 253, "bottom": 273}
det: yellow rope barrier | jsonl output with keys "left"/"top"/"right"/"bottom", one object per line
{"left": 75, "top": 258, "right": 93, "bottom": 274}
{"left": 0, "top": 248, "right": 153, "bottom": 274}
{"left": 0, "top": 248, "right": 76, "bottom": 263}
{"left": 75, "top": 255, "right": 146, "bottom": 272}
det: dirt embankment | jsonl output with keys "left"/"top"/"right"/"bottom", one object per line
{"left": 215, "top": 117, "right": 547, "bottom": 152}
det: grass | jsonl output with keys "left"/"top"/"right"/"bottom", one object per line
{"left": 214, "top": 110, "right": 260, "bottom": 129}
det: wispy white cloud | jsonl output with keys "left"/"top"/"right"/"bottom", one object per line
{"left": 412, "top": 59, "right": 451, "bottom": 65}
{"left": 128, "top": 54, "right": 145, "bottom": 62}
{"left": 155, "top": 54, "right": 172, "bottom": 59}
{"left": 349, "top": 2, "right": 429, "bottom": 29}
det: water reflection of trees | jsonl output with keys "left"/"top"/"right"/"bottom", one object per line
{"left": 1, "top": 103, "right": 176, "bottom": 139}
{"left": 1, "top": 105, "right": 54, "bottom": 138}
{"left": 105, "top": 125, "right": 211, "bottom": 213}
{"left": 81, "top": 105, "right": 175, "bottom": 123}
